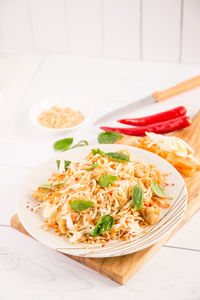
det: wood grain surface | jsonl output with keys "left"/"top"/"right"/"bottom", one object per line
{"left": 10, "top": 112, "right": 200, "bottom": 285}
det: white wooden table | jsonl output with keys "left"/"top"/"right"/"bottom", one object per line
{"left": 0, "top": 53, "right": 200, "bottom": 300}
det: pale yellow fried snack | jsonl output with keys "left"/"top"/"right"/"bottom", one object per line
{"left": 131, "top": 135, "right": 200, "bottom": 177}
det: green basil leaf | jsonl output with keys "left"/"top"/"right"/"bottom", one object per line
{"left": 56, "top": 160, "right": 60, "bottom": 170}
{"left": 64, "top": 160, "right": 71, "bottom": 171}
{"left": 91, "top": 149, "right": 130, "bottom": 163}
{"left": 98, "top": 174, "right": 118, "bottom": 187}
{"left": 54, "top": 138, "right": 73, "bottom": 151}
{"left": 40, "top": 180, "right": 66, "bottom": 189}
{"left": 105, "top": 152, "right": 130, "bottom": 162}
{"left": 132, "top": 184, "right": 144, "bottom": 210}
{"left": 54, "top": 138, "right": 88, "bottom": 152}
{"left": 151, "top": 181, "right": 166, "bottom": 198}
{"left": 70, "top": 199, "right": 94, "bottom": 211}
{"left": 85, "top": 163, "right": 100, "bottom": 171}
{"left": 71, "top": 140, "right": 88, "bottom": 149}
{"left": 91, "top": 215, "right": 114, "bottom": 237}
{"left": 92, "top": 148, "right": 105, "bottom": 156}
{"left": 98, "top": 131, "right": 123, "bottom": 144}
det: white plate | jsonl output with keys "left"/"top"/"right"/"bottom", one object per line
{"left": 30, "top": 94, "right": 92, "bottom": 133}
{"left": 17, "top": 144, "right": 187, "bottom": 258}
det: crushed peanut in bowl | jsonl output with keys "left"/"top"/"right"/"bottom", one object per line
{"left": 37, "top": 106, "right": 84, "bottom": 129}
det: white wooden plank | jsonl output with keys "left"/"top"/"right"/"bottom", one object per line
{"left": 1, "top": 226, "right": 200, "bottom": 299}
{"left": 0, "top": 0, "right": 32, "bottom": 51}
{"left": 0, "top": 53, "right": 43, "bottom": 135}
{"left": 103, "top": 0, "right": 140, "bottom": 59}
{"left": 127, "top": 247, "right": 200, "bottom": 298}
{"left": 66, "top": 0, "right": 103, "bottom": 56}
{"left": 166, "top": 210, "right": 200, "bottom": 250}
{"left": 0, "top": 166, "right": 31, "bottom": 224}
{"left": 30, "top": 0, "right": 68, "bottom": 52}
{"left": 182, "top": 0, "right": 200, "bottom": 63}
{"left": 40, "top": 55, "right": 200, "bottom": 82}
{"left": 143, "top": 0, "right": 181, "bottom": 62}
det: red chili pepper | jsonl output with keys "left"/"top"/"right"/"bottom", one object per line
{"left": 100, "top": 116, "right": 191, "bottom": 137}
{"left": 118, "top": 106, "right": 187, "bottom": 126}
{"left": 75, "top": 177, "right": 79, "bottom": 181}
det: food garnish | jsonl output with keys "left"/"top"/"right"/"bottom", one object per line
{"left": 54, "top": 138, "right": 73, "bottom": 151}
{"left": 100, "top": 116, "right": 191, "bottom": 136}
{"left": 92, "top": 148, "right": 130, "bottom": 162}
{"left": 71, "top": 140, "right": 88, "bottom": 149}
{"left": 105, "top": 152, "right": 130, "bottom": 162}
{"left": 151, "top": 181, "right": 166, "bottom": 198}
{"left": 70, "top": 200, "right": 94, "bottom": 212}
{"left": 56, "top": 160, "right": 71, "bottom": 171}
{"left": 98, "top": 131, "right": 123, "bottom": 144}
{"left": 64, "top": 160, "right": 71, "bottom": 171}
{"left": 98, "top": 174, "right": 118, "bottom": 187}
{"left": 38, "top": 106, "right": 84, "bottom": 129}
{"left": 132, "top": 185, "right": 144, "bottom": 210}
{"left": 91, "top": 148, "right": 105, "bottom": 156}
{"left": 91, "top": 215, "right": 114, "bottom": 237}
{"left": 118, "top": 106, "right": 187, "bottom": 126}
{"left": 54, "top": 138, "right": 88, "bottom": 152}
{"left": 56, "top": 160, "right": 61, "bottom": 170}
{"left": 85, "top": 163, "right": 100, "bottom": 171}
{"left": 40, "top": 180, "right": 66, "bottom": 189}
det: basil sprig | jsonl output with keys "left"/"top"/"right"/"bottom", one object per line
{"left": 92, "top": 148, "right": 130, "bottom": 162}
{"left": 98, "top": 174, "right": 118, "bottom": 187}
{"left": 71, "top": 140, "right": 88, "bottom": 149}
{"left": 105, "top": 152, "right": 130, "bottom": 162}
{"left": 54, "top": 138, "right": 88, "bottom": 152}
{"left": 54, "top": 138, "right": 73, "bottom": 151}
{"left": 56, "top": 160, "right": 71, "bottom": 171}
{"left": 132, "top": 184, "right": 144, "bottom": 210}
{"left": 64, "top": 160, "right": 71, "bottom": 171}
{"left": 92, "top": 148, "right": 105, "bottom": 156}
{"left": 151, "top": 181, "right": 166, "bottom": 198}
{"left": 85, "top": 163, "right": 100, "bottom": 171}
{"left": 70, "top": 200, "right": 94, "bottom": 211}
{"left": 91, "top": 215, "right": 114, "bottom": 237}
{"left": 98, "top": 131, "right": 123, "bottom": 144}
{"left": 56, "top": 160, "right": 61, "bottom": 170}
{"left": 40, "top": 180, "right": 66, "bottom": 189}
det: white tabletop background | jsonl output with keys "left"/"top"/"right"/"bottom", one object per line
{"left": 0, "top": 53, "right": 200, "bottom": 300}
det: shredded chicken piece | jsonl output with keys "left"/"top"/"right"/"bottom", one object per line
{"left": 140, "top": 205, "right": 161, "bottom": 225}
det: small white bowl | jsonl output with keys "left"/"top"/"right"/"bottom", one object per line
{"left": 30, "top": 94, "right": 92, "bottom": 133}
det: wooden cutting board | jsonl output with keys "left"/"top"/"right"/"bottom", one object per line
{"left": 10, "top": 112, "right": 200, "bottom": 285}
